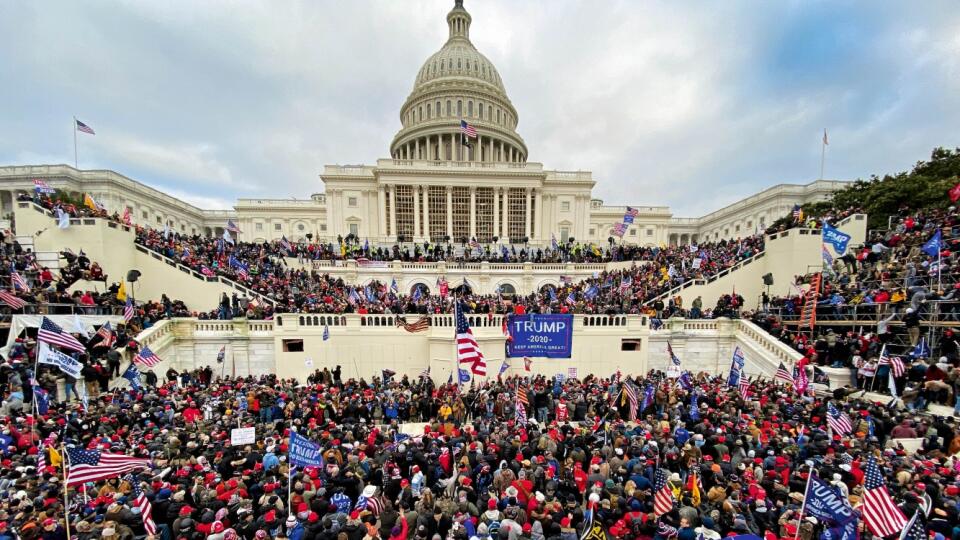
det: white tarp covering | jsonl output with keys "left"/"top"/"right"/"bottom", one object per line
{"left": 1, "top": 314, "right": 124, "bottom": 358}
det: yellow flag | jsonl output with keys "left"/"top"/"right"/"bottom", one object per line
{"left": 117, "top": 281, "right": 127, "bottom": 302}
{"left": 83, "top": 193, "right": 101, "bottom": 211}
{"left": 48, "top": 446, "right": 62, "bottom": 469}
{"left": 690, "top": 472, "right": 701, "bottom": 506}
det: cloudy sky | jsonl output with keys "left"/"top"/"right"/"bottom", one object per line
{"left": 2, "top": 1, "right": 958, "bottom": 216}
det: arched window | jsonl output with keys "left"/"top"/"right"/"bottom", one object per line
{"left": 418, "top": 106, "right": 422, "bottom": 121}
{"left": 457, "top": 58, "right": 461, "bottom": 69}
{"left": 446, "top": 100, "right": 451, "bottom": 116}
{"left": 436, "top": 101, "right": 441, "bottom": 116}
{"left": 496, "top": 109, "right": 500, "bottom": 123}
{"left": 478, "top": 103, "right": 483, "bottom": 119}
{"left": 457, "top": 100, "right": 462, "bottom": 117}
{"left": 441, "top": 60, "right": 445, "bottom": 70}
{"left": 427, "top": 104, "right": 431, "bottom": 118}
{"left": 467, "top": 101, "right": 473, "bottom": 117}
{"left": 497, "top": 283, "right": 516, "bottom": 296}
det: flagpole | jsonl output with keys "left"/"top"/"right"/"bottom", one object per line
{"left": 73, "top": 116, "right": 78, "bottom": 169}
{"left": 62, "top": 444, "right": 72, "bottom": 540}
{"left": 819, "top": 130, "right": 826, "bottom": 180}
{"left": 793, "top": 466, "right": 814, "bottom": 540}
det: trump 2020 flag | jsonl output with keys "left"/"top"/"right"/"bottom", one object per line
{"left": 122, "top": 364, "right": 142, "bottom": 390}
{"left": 822, "top": 222, "right": 851, "bottom": 254}
{"left": 289, "top": 431, "right": 324, "bottom": 468}
{"left": 728, "top": 346, "right": 745, "bottom": 387}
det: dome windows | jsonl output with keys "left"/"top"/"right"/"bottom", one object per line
{"left": 467, "top": 100, "right": 473, "bottom": 117}
{"left": 478, "top": 103, "right": 483, "bottom": 119}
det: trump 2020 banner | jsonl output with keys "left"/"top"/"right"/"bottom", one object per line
{"left": 506, "top": 314, "right": 573, "bottom": 358}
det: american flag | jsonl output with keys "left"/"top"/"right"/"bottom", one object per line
{"left": 455, "top": 303, "right": 486, "bottom": 375}
{"left": 863, "top": 457, "right": 908, "bottom": 538}
{"left": 37, "top": 445, "right": 48, "bottom": 471}
{"left": 121, "top": 207, "right": 133, "bottom": 225}
{"left": 396, "top": 316, "right": 430, "bottom": 333}
{"left": 623, "top": 207, "right": 639, "bottom": 224}
{"left": 516, "top": 383, "right": 529, "bottom": 406}
{"left": 460, "top": 120, "right": 477, "bottom": 138}
{"left": 10, "top": 270, "right": 28, "bottom": 291}
{"left": 515, "top": 400, "right": 527, "bottom": 423}
{"left": 227, "top": 219, "right": 241, "bottom": 233}
{"left": 612, "top": 222, "right": 627, "bottom": 237}
{"left": 65, "top": 446, "right": 150, "bottom": 486}
{"left": 124, "top": 298, "right": 135, "bottom": 322}
{"left": 878, "top": 347, "right": 905, "bottom": 378}
{"left": 827, "top": 402, "right": 853, "bottom": 435}
{"left": 667, "top": 342, "right": 681, "bottom": 366}
{"left": 125, "top": 475, "right": 157, "bottom": 536}
{"left": 738, "top": 378, "right": 751, "bottom": 400}
{"left": 419, "top": 366, "right": 431, "bottom": 380}
{"left": 280, "top": 236, "right": 293, "bottom": 252}
{"left": 75, "top": 119, "right": 95, "bottom": 135}
{"left": 775, "top": 362, "right": 794, "bottom": 384}
{"left": 38, "top": 316, "right": 86, "bottom": 352}
{"left": 0, "top": 289, "right": 26, "bottom": 309}
{"left": 623, "top": 381, "right": 638, "bottom": 419}
{"left": 653, "top": 468, "right": 673, "bottom": 516}
{"left": 133, "top": 346, "right": 162, "bottom": 368}
{"left": 792, "top": 204, "right": 802, "bottom": 221}
{"left": 33, "top": 179, "right": 56, "bottom": 194}
{"left": 619, "top": 276, "right": 632, "bottom": 292}
{"left": 899, "top": 510, "right": 927, "bottom": 540}
{"left": 216, "top": 346, "right": 226, "bottom": 363}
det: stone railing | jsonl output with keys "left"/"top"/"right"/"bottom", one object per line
{"left": 645, "top": 250, "right": 767, "bottom": 305}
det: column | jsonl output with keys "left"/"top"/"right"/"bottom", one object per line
{"left": 475, "top": 135, "right": 480, "bottom": 161}
{"left": 534, "top": 189, "right": 543, "bottom": 242}
{"left": 427, "top": 136, "right": 433, "bottom": 160}
{"left": 524, "top": 187, "right": 532, "bottom": 240}
{"left": 377, "top": 185, "right": 386, "bottom": 240}
{"left": 492, "top": 188, "right": 500, "bottom": 240}
{"left": 501, "top": 188, "right": 509, "bottom": 239}
{"left": 389, "top": 185, "right": 397, "bottom": 239}
{"left": 423, "top": 187, "right": 431, "bottom": 240}
{"left": 445, "top": 186, "right": 453, "bottom": 240}
{"left": 498, "top": 141, "right": 503, "bottom": 163}
{"left": 413, "top": 185, "right": 421, "bottom": 240}
{"left": 489, "top": 137, "right": 494, "bottom": 163}
{"left": 415, "top": 138, "right": 420, "bottom": 160}
{"left": 469, "top": 186, "right": 477, "bottom": 239}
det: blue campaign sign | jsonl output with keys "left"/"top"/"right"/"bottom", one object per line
{"left": 506, "top": 314, "right": 573, "bottom": 358}
{"left": 289, "top": 431, "right": 324, "bottom": 468}
{"left": 822, "top": 223, "right": 851, "bottom": 254}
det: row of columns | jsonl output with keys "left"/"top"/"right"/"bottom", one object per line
{"left": 379, "top": 184, "right": 536, "bottom": 242}
{"left": 392, "top": 133, "right": 525, "bottom": 163}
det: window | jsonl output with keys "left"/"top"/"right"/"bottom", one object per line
{"left": 427, "top": 104, "right": 431, "bottom": 118}
{"left": 320, "top": 224, "right": 327, "bottom": 232}
{"left": 736, "top": 224, "right": 741, "bottom": 232}
{"left": 418, "top": 106, "right": 422, "bottom": 121}
{"left": 621, "top": 339, "right": 642, "bottom": 351}
{"left": 428, "top": 186, "right": 447, "bottom": 240}
{"left": 468, "top": 101, "right": 473, "bottom": 117}
{"left": 274, "top": 223, "right": 282, "bottom": 231}
{"left": 560, "top": 227, "right": 569, "bottom": 243}
{"left": 395, "top": 185, "right": 415, "bottom": 239}
{"left": 646, "top": 229, "right": 654, "bottom": 236}
{"left": 156, "top": 216, "right": 161, "bottom": 224}
{"left": 496, "top": 109, "right": 500, "bottom": 123}
{"left": 589, "top": 228, "right": 595, "bottom": 236}
{"left": 282, "top": 339, "right": 304, "bottom": 352}
{"left": 457, "top": 100, "right": 462, "bottom": 116}
{"left": 478, "top": 103, "right": 483, "bottom": 118}
{"left": 436, "top": 101, "right": 440, "bottom": 117}
{"left": 141, "top": 211, "right": 148, "bottom": 219}
{"left": 561, "top": 201, "right": 570, "bottom": 212}
{"left": 630, "top": 229, "right": 637, "bottom": 236}
{"left": 348, "top": 197, "right": 358, "bottom": 207}
{"left": 349, "top": 223, "right": 359, "bottom": 236}
{"left": 255, "top": 223, "right": 263, "bottom": 232}
{"left": 446, "top": 100, "right": 451, "bottom": 116}
{"left": 297, "top": 223, "right": 305, "bottom": 232}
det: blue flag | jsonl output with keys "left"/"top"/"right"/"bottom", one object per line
{"left": 821, "top": 223, "right": 851, "bottom": 254}
{"left": 548, "top": 286, "right": 557, "bottom": 302}
{"left": 458, "top": 368, "right": 471, "bottom": 383}
{"left": 728, "top": 347, "right": 745, "bottom": 387}
{"left": 922, "top": 230, "right": 942, "bottom": 258}
{"left": 641, "top": 384, "right": 655, "bottom": 411}
{"left": 689, "top": 391, "right": 700, "bottom": 420}
{"left": 678, "top": 371, "right": 693, "bottom": 391}
{"left": 802, "top": 472, "right": 858, "bottom": 540}
{"left": 911, "top": 337, "right": 930, "bottom": 358}
{"left": 289, "top": 431, "right": 324, "bottom": 468}
{"left": 323, "top": 325, "right": 330, "bottom": 341}
{"left": 122, "top": 364, "right": 142, "bottom": 390}
{"left": 33, "top": 386, "right": 50, "bottom": 414}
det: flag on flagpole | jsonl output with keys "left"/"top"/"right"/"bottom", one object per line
{"left": 323, "top": 325, "right": 330, "bottom": 341}
{"left": 419, "top": 366, "right": 431, "bottom": 380}
{"left": 216, "top": 346, "right": 226, "bottom": 363}
{"left": 133, "top": 346, "right": 162, "bottom": 368}
{"left": 827, "top": 402, "right": 853, "bottom": 435}
{"left": 75, "top": 119, "right": 95, "bottom": 135}
{"left": 653, "top": 468, "right": 674, "bottom": 516}
{"left": 455, "top": 303, "right": 486, "bottom": 375}
{"left": 10, "top": 269, "right": 28, "bottom": 291}
{"left": 863, "top": 457, "right": 908, "bottom": 537}
{"left": 125, "top": 475, "right": 157, "bottom": 536}
{"left": 65, "top": 447, "right": 151, "bottom": 486}
{"left": 124, "top": 298, "right": 135, "bottom": 322}
{"left": 0, "top": 289, "right": 26, "bottom": 309}
{"left": 775, "top": 362, "right": 794, "bottom": 385}
{"left": 38, "top": 316, "right": 86, "bottom": 352}
{"left": 823, "top": 129, "right": 829, "bottom": 146}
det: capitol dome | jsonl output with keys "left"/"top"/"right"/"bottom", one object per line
{"left": 390, "top": 0, "right": 528, "bottom": 164}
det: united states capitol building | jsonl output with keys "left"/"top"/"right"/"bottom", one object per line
{"left": 0, "top": 1, "right": 845, "bottom": 248}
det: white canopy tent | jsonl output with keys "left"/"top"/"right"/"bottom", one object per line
{"left": 1, "top": 314, "right": 124, "bottom": 358}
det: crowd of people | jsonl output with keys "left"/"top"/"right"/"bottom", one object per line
{"left": 2, "top": 363, "right": 959, "bottom": 540}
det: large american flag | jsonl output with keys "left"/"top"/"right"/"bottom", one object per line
{"left": 133, "top": 346, "right": 162, "bottom": 368}
{"left": 738, "top": 378, "right": 751, "bottom": 401}
{"left": 516, "top": 383, "right": 529, "bottom": 406}
{"left": 653, "top": 468, "right": 673, "bottom": 516}
{"left": 124, "top": 298, "right": 135, "bottom": 322}
{"left": 124, "top": 475, "right": 157, "bottom": 536}
{"left": 455, "top": 303, "right": 486, "bottom": 375}
{"left": 65, "top": 446, "right": 150, "bottom": 486}
{"left": 878, "top": 347, "right": 906, "bottom": 378}
{"left": 775, "top": 362, "right": 794, "bottom": 384}
{"left": 827, "top": 402, "right": 853, "bottom": 435}
{"left": 0, "top": 290, "right": 26, "bottom": 309}
{"left": 10, "top": 270, "right": 28, "bottom": 291}
{"left": 863, "top": 457, "right": 907, "bottom": 537}
{"left": 75, "top": 119, "right": 95, "bottom": 135}
{"left": 623, "top": 381, "right": 638, "bottom": 419}
{"left": 667, "top": 342, "right": 681, "bottom": 366}
{"left": 460, "top": 120, "right": 477, "bottom": 139}
{"left": 38, "top": 316, "right": 86, "bottom": 352}
{"left": 396, "top": 316, "right": 430, "bottom": 333}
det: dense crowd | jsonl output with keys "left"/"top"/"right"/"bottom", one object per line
{"left": 2, "top": 362, "right": 959, "bottom": 540}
